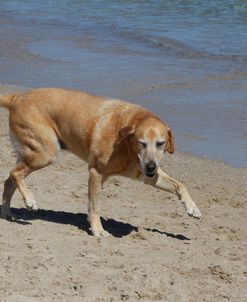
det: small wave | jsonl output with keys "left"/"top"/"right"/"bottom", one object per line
{"left": 147, "top": 36, "right": 208, "bottom": 58}
{"left": 206, "top": 68, "right": 247, "bottom": 81}
{"left": 145, "top": 35, "right": 247, "bottom": 63}
{"left": 114, "top": 28, "right": 247, "bottom": 63}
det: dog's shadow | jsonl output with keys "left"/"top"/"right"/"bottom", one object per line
{"left": 5, "top": 207, "right": 189, "bottom": 240}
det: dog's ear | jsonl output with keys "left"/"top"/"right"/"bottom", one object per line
{"left": 117, "top": 126, "right": 135, "bottom": 144}
{"left": 166, "top": 128, "right": 175, "bottom": 154}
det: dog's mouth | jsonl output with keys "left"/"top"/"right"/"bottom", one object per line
{"left": 144, "top": 164, "right": 158, "bottom": 178}
{"left": 145, "top": 170, "right": 157, "bottom": 178}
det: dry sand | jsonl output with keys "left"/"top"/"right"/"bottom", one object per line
{"left": 0, "top": 85, "right": 246, "bottom": 301}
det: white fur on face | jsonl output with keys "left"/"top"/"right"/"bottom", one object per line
{"left": 137, "top": 128, "right": 166, "bottom": 172}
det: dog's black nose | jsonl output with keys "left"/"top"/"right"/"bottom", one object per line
{"left": 145, "top": 161, "right": 157, "bottom": 177}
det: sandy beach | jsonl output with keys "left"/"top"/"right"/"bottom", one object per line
{"left": 0, "top": 85, "right": 246, "bottom": 301}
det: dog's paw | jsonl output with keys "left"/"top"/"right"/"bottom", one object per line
{"left": 185, "top": 202, "right": 201, "bottom": 218}
{"left": 92, "top": 228, "right": 111, "bottom": 238}
{"left": 25, "top": 199, "right": 39, "bottom": 211}
{"left": 1, "top": 209, "right": 16, "bottom": 221}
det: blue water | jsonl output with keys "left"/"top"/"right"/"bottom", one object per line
{"left": 0, "top": 0, "right": 246, "bottom": 167}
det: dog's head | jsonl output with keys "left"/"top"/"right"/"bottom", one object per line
{"left": 118, "top": 116, "right": 174, "bottom": 177}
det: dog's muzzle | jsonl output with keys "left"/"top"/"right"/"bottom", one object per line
{"left": 145, "top": 161, "right": 157, "bottom": 178}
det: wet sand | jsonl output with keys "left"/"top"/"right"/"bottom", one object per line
{"left": 0, "top": 86, "right": 246, "bottom": 301}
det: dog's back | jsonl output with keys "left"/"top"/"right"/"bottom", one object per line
{"left": 0, "top": 88, "right": 147, "bottom": 161}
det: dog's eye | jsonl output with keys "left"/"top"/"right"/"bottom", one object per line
{"left": 156, "top": 141, "right": 165, "bottom": 148}
{"left": 138, "top": 141, "right": 147, "bottom": 148}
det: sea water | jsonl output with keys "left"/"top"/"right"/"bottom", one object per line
{"left": 0, "top": 0, "right": 246, "bottom": 167}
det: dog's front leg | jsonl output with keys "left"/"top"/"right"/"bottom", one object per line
{"left": 88, "top": 167, "right": 110, "bottom": 237}
{"left": 145, "top": 168, "right": 201, "bottom": 218}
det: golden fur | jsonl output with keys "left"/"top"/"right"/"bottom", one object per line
{"left": 0, "top": 88, "right": 201, "bottom": 237}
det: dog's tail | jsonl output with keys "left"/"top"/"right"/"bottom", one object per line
{"left": 0, "top": 94, "right": 14, "bottom": 110}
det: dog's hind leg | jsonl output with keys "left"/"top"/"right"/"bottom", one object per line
{"left": 1, "top": 128, "right": 59, "bottom": 218}
{"left": 1, "top": 176, "right": 17, "bottom": 220}
{"left": 11, "top": 140, "right": 58, "bottom": 212}
{"left": 1, "top": 161, "right": 39, "bottom": 220}
{"left": 145, "top": 167, "right": 201, "bottom": 218}
{"left": 9, "top": 161, "right": 40, "bottom": 211}
{"left": 88, "top": 167, "right": 109, "bottom": 237}
{"left": 2, "top": 154, "right": 23, "bottom": 220}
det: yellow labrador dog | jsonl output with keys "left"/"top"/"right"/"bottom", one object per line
{"left": 0, "top": 88, "right": 201, "bottom": 237}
